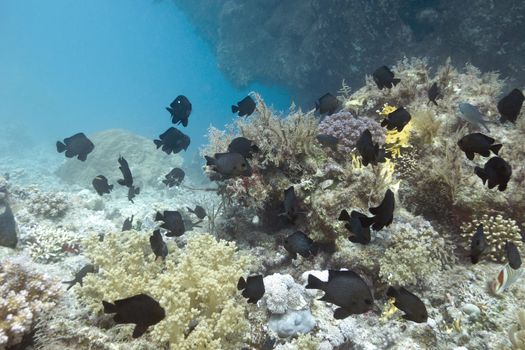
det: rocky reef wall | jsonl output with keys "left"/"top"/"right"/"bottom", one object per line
{"left": 172, "top": 0, "right": 525, "bottom": 106}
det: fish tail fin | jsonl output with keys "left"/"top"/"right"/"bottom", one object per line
{"left": 155, "top": 212, "right": 163, "bottom": 221}
{"left": 386, "top": 286, "right": 398, "bottom": 298}
{"left": 132, "top": 324, "right": 148, "bottom": 338}
{"left": 62, "top": 280, "right": 75, "bottom": 290}
{"left": 490, "top": 144, "right": 502, "bottom": 155}
{"left": 338, "top": 209, "right": 351, "bottom": 221}
{"left": 56, "top": 141, "right": 66, "bottom": 153}
{"left": 474, "top": 166, "right": 487, "bottom": 184}
{"left": 231, "top": 105, "right": 239, "bottom": 113}
{"left": 102, "top": 300, "right": 117, "bottom": 314}
{"left": 153, "top": 139, "right": 162, "bottom": 149}
{"left": 306, "top": 274, "right": 325, "bottom": 290}
{"left": 237, "top": 277, "right": 246, "bottom": 290}
{"left": 204, "top": 156, "right": 215, "bottom": 166}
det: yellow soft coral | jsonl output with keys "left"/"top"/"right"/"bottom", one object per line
{"left": 378, "top": 103, "right": 413, "bottom": 158}
{"left": 77, "top": 232, "right": 250, "bottom": 350}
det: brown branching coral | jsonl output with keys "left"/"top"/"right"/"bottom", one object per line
{"left": 460, "top": 214, "right": 524, "bottom": 263}
{"left": 236, "top": 94, "right": 319, "bottom": 173}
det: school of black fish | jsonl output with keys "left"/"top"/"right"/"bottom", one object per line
{"left": 54, "top": 69, "right": 523, "bottom": 338}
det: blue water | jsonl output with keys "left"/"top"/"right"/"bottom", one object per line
{"left": 0, "top": 0, "right": 290, "bottom": 157}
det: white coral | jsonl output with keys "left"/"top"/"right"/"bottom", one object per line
{"left": 262, "top": 273, "right": 308, "bottom": 314}
{"left": 0, "top": 258, "right": 62, "bottom": 348}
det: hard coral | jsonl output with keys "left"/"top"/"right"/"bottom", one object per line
{"left": 77, "top": 231, "right": 250, "bottom": 350}
{"left": 379, "top": 217, "right": 456, "bottom": 287}
{"left": 25, "top": 186, "right": 68, "bottom": 218}
{"left": 0, "top": 257, "right": 62, "bottom": 348}
{"left": 460, "top": 214, "right": 523, "bottom": 263}
{"left": 318, "top": 111, "right": 385, "bottom": 154}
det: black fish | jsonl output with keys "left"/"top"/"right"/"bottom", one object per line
{"left": 282, "top": 186, "right": 300, "bottom": 222}
{"left": 62, "top": 264, "right": 98, "bottom": 291}
{"left": 475, "top": 156, "right": 512, "bottom": 191}
{"left": 187, "top": 205, "right": 206, "bottom": 220}
{"left": 122, "top": 215, "right": 134, "bottom": 231}
{"left": 166, "top": 95, "right": 192, "bottom": 127}
{"left": 457, "top": 133, "right": 502, "bottom": 161}
{"left": 505, "top": 241, "right": 522, "bottom": 269}
{"left": 283, "top": 231, "right": 318, "bottom": 259}
{"left": 205, "top": 152, "right": 252, "bottom": 179}
{"left": 155, "top": 211, "right": 185, "bottom": 237}
{"left": 373, "top": 66, "right": 400, "bottom": 90}
{"left": 365, "top": 189, "right": 395, "bottom": 231}
{"left": 356, "top": 129, "right": 388, "bottom": 166}
{"left": 386, "top": 286, "right": 428, "bottom": 323}
{"left": 117, "top": 156, "right": 140, "bottom": 202}
{"left": 117, "top": 156, "right": 134, "bottom": 188}
{"left": 498, "top": 89, "right": 524, "bottom": 123}
{"left": 149, "top": 230, "right": 168, "bottom": 260}
{"left": 92, "top": 175, "right": 113, "bottom": 196}
{"left": 306, "top": 270, "right": 374, "bottom": 319}
{"left": 338, "top": 210, "right": 372, "bottom": 245}
{"left": 56, "top": 132, "right": 94, "bottom": 161}
{"left": 427, "top": 82, "right": 442, "bottom": 106}
{"left": 232, "top": 96, "right": 256, "bottom": 117}
{"left": 316, "top": 134, "right": 339, "bottom": 151}
{"left": 315, "top": 93, "right": 340, "bottom": 115}
{"left": 227, "top": 137, "right": 260, "bottom": 159}
{"left": 470, "top": 224, "right": 487, "bottom": 264}
{"left": 102, "top": 294, "right": 165, "bottom": 338}
{"left": 237, "top": 275, "right": 265, "bottom": 304}
{"left": 163, "top": 168, "right": 185, "bottom": 187}
{"left": 154, "top": 127, "right": 191, "bottom": 155}
{"left": 381, "top": 107, "right": 411, "bottom": 132}
{"left": 127, "top": 187, "right": 140, "bottom": 203}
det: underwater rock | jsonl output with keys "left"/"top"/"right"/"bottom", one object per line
{"left": 0, "top": 177, "right": 17, "bottom": 248}
{"left": 173, "top": 0, "right": 525, "bottom": 106}
{"left": 268, "top": 309, "right": 316, "bottom": 338}
{"left": 55, "top": 129, "right": 183, "bottom": 188}
{"left": 0, "top": 202, "right": 17, "bottom": 248}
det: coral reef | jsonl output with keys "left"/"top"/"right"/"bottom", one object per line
{"left": 76, "top": 231, "right": 251, "bottom": 349}
{"left": 0, "top": 257, "right": 62, "bottom": 348}
{"left": 55, "top": 129, "right": 183, "bottom": 188}
{"left": 460, "top": 214, "right": 524, "bottom": 263}
{"left": 318, "top": 111, "right": 385, "bottom": 153}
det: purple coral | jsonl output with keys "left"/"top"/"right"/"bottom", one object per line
{"left": 318, "top": 111, "right": 385, "bottom": 153}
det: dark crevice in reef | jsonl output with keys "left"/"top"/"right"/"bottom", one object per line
{"left": 172, "top": 0, "right": 525, "bottom": 107}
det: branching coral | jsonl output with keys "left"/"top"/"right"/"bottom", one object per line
{"left": 23, "top": 222, "right": 79, "bottom": 263}
{"left": 0, "top": 257, "right": 62, "bottom": 348}
{"left": 318, "top": 111, "right": 385, "bottom": 153}
{"left": 378, "top": 217, "right": 456, "bottom": 286}
{"left": 460, "top": 214, "right": 523, "bottom": 263}
{"left": 77, "top": 231, "right": 251, "bottom": 350}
